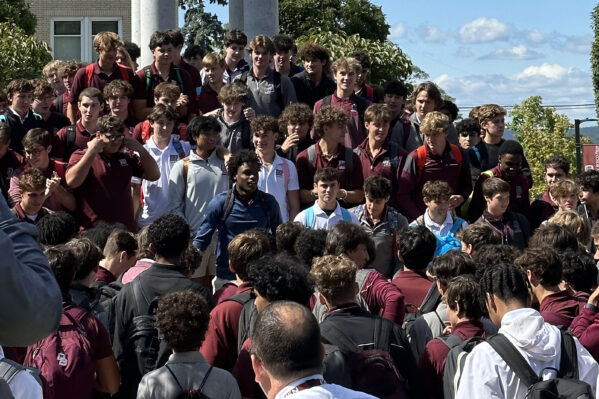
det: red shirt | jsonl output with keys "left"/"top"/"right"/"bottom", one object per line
{"left": 198, "top": 84, "right": 221, "bottom": 115}
{"left": 540, "top": 290, "right": 583, "bottom": 328}
{"left": 361, "top": 269, "right": 405, "bottom": 325}
{"left": 67, "top": 149, "right": 145, "bottom": 232}
{"left": 570, "top": 307, "right": 599, "bottom": 361}
{"left": 94, "top": 266, "right": 116, "bottom": 285}
{"left": 199, "top": 282, "right": 253, "bottom": 371}
{"left": 52, "top": 122, "right": 94, "bottom": 161}
{"left": 68, "top": 61, "right": 144, "bottom": 104}
{"left": 313, "top": 93, "right": 370, "bottom": 149}
{"left": 214, "top": 282, "right": 240, "bottom": 305}
{"left": 392, "top": 269, "right": 433, "bottom": 310}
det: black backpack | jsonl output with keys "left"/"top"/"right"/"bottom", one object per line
{"left": 320, "top": 317, "right": 410, "bottom": 399}
{"left": 441, "top": 335, "right": 486, "bottom": 399}
{"left": 487, "top": 331, "right": 593, "bottom": 399}
{"left": 164, "top": 364, "right": 213, "bottom": 399}
{"left": 402, "top": 282, "right": 442, "bottom": 332}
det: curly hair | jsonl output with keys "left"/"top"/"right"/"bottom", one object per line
{"left": 515, "top": 247, "right": 562, "bottom": 287}
{"left": 97, "top": 115, "right": 126, "bottom": 135}
{"left": 420, "top": 111, "right": 449, "bottom": 136}
{"left": 396, "top": 226, "right": 436, "bottom": 271}
{"left": 299, "top": 43, "right": 330, "bottom": 65}
{"left": 528, "top": 223, "right": 579, "bottom": 252}
{"left": 276, "top": 222, "right": 304, "bottom": 255}
{"left": 544, "top": 155, "right": 570, "bottom": 175}
{"left": 444, "top": 275, "right": 485, "bottom": 320}
{"left": 37, "top": 211, "right": 78, "bottom": 246}
{"left": 324, "top": 221, "right": 376, "bottom": 267}
{"left": 247, "top": 255, "right": 315, "bottom": 307}
{"left": 227, "top": 149, "right": 261, "bottom": 184}
{"left": 313, "top": 105, "right": 349, "bottom": 135}
{"left": 310, "top": 254, "right": 357, "bottom": 304}
{"left": 59, "top": 60, "right": 86, "bottom": 78}
{"left": 364, "top": 175, "right": 391, "bottom": 199}
{"left": 473, "top": 244, "right": 521, "bottom": 280}
{"left": 250, "top": 115, "right": 278, "bottom": 134}
{"left": 477, "top": 104, "right": 506, "bottom": 125}
{"left": 154, "top": 82, "right": 181, "bottom": 101}
{"left": 218, "top": 82, "right": 248, "bottom": 105}
{"left": 480, "top": 262, "right": 530, "bottom": 305}
{"left": 32, "top": 79, "right": 54, "bottom": 98}
{"left": 66, "top": 238, "right": 103, "bottom": 281}
{"left": 103, "top": 79, "right": 134, "bottom": 100}
{"left": 440, "top": 100, "right": 459, "bottom": 121}
{"left": 147, "top": 214, "right": 190, "bottom": 259}
{"left": 18, "top": 167, "right": 46, "bottom": 192}
{"left": 42, "top": 60, "right": 66, "bottom": 78}
{"left": 156, "top": 290, "right": 210, "bottom": 352}
{"left": 294, "top": 229, "right": 328, "bottom": 269}
{"left": 278, "top": 103, "right": 314, "bottom": 133}
{"left": 455, "top": 118, "right": 480, "bottom": 136}
{"left": 136, "top": 226, "right": 154, "bottom": 260}
{"left": 181, "top": 245, "right": 203, "bottom": 277}
{"left": 44, "top": 245, "right": 76, "bottom": 294}
{"left": 560, "top": 249, "right": 597, "bottom": 294}
{"left": 330, "top": 57, "right": 361, "bottom": 75}
{"left": 228, "top": 229, "right": 272, "bottom": 280}
{"left": 430, "top": 250, "right": 477, "bottom": 287}
{"left": 422, "top": 180, "right": 452, "bottom": 202}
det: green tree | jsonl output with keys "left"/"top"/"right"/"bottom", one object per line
{"left": 591, "top": 4, "right": 599, "bottom": 119}
{"left": 295, "top": 30, "right": 412, "bottom": 86}
{"left": 0, "top": 0, "right": 37, "bottom": 35}
{"left": 508, "top": 96, "right": 589, "bottom": 196}
{"left": 0, "top": 22, "right": 51, "bottom": 88}
{"left": 179, "top": 0, "right": 227, "bottom": 51}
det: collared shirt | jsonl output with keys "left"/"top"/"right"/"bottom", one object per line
{"left": 8, "top": 107, "right": 30, "bottom": 124}
{"left": 136, "top": 62, "right": 196, "bottom": 112}
{"left": 137, "top": 136, "right": 191, "bottom": 227}
{"left": 276, "top": 374, "right": 376, "bottom": 399}
{"left": 68, "top": 61, "right": 143, "bottom": 104}
{"left": 236, "top": 67, "right": 297, "bottom": 117}
{"left": 257, "top": 153, "right": 299, "bottom": 222}
{"left": 422, "top": 210, "right": 468, "bottom": 237}
{"left": 294, "top": 201, "right": 359, "bottom": 230}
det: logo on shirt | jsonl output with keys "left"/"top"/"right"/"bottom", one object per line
{"left": 169, "top": 155, "right": 180, "bottom": 163}
{"left": 263, "top": 82, "right": 276, "bottom": 95}
{"left": 382, "top": 159, "right": 391, "bottom": 168}
{"left": 338, "top": 160, "right": 346, "bottom": 171}
{"left": 119, "top": 158, "right": 128, "bottom": 166}
{"left": 276, "top": 168, "right": 284, "bottom": 177}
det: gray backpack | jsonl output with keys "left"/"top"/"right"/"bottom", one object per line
{"left": 441, "top": 335, "right": 485, "bottom": 399}
{"left": 0, "top": 357, "right": 43, "bottom": 399}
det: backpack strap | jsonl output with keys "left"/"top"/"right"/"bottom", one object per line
{"left": 558, "top": 330, "right": 580, "bottom": 379}
{"left": 450, "top": 217, "right": 464, "bottom": 235}
{"left": 343, "top": 147, "right": 354, "bottom": 188}
{"left": 0, "top": 358, "right": 25, "bottom": 385}
{"left": 402, "top": 121, "right": 411, "bottom": 149}
{"left": 416, "top": 145, "right": 427, "bottom": 180}
{"left": 365, "top": 85, "right": 374, "bottom": 102}
{"left": 182, "top": 157, "right": 190, "bottom": 192}
{"left": 223, "top": 291, "right": 253, "bottom": 306}
{"left": 164, "top": 363, "right": 185, "bottom": 391}
{"left": 320, "top": 321, "right": 360, "bottom": 354}
{"left": 56, "top": 94, "right": 64, "bottom": 115}
{"left": 388, "top": 141, "right": 399, "bottom": 170}
{"left": 172, "top": 138, "right": 186, "bottom": 159}
{"left": 281, "top": 158, "right": 290, "bottom": 190}
{"left": 373, "top": 316, "right": 391, "bottom": 352}
{"left": 85, "top": 64, "right": 94, "bottom": 86}
{"left": 419, "top": 283, "right": 441, "bottom": 314}
{"left": 116, "top": 64, "right": 130, "bottom": 82}
{"left": 486, "top": 334, "right": 539, "bottom": 387}
{"left": 341, "top": 207, "right": 352, "bottom": 222}
{"left": 449, "top": 144, "right": 463, "bottom": 166}
{"left": 65, "top": 125, "right": 77, "bottom": 162}
{"left": 273, "top": 70, "right": 283, "bottom": 107}
{"left": 221, "top": 189, "right": 236, "bottom": 224}
{"left": 198, "top": 365, "right": 213, "bottom": 392}
{"left": 173, "top": 67, "right": 184, "bottom": 91}
{"left": 144, "top": 66, "right": 152, "bottom": 92}
{"left": 322, "top": 95, "right": 332, "bottom": 106}
{"left": 439, "top": 334, "right": 465, "bottom": 350}
{"left": 306, "top": 144, "right": 317, "bottom": 179}
{"left": 304, "top": 206, "right": 315, "bottom": 229}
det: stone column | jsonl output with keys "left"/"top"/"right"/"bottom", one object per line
{"left": 131, "top": 0, "right": 140, "bottom": 47}
{"left": 139, "top": 0, "right": 178, "bottom": 67}
{"left": 242, "top": 0, "right": 278, "bottom": 42}
{"left": 229, "top": 0, "right": 244, "bottom": 31}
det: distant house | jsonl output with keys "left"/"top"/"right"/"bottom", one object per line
{"left": 29, "top": 0, "right": 131, "bottom": 62}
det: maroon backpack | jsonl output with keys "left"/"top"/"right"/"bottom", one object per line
{"left": 24, "top": 304, "right": 96, "bottom": 399}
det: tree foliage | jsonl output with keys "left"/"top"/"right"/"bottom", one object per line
{"left": 0, "top": 0, "right": 37, "bottom": 36}
{"left": 591, "top": 4, "right": 599, "bottom": 119}
{"left": 295, "top": 31, "right": 412, "bottom": 86}
{"left": 179, "top": 0, "right": 228, "bottom": 51}
{"left": 508, "top": 96, "right": 589, "bottom": 196}
{"left": 0, "top": 22, "right": 52, "bottom": 88}
{"left": 279, "top": 0, "right": 389, "bottom": 43}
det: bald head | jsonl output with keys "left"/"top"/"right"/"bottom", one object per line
{"left": 252, "top": 301, "right": 322, "bottom": 379}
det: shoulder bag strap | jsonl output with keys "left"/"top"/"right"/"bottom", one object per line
{"left": 486, "top": 334, "right": 539, "bottom": 387}
{"left": 559, "top": 330, "right": 579, "bottom": 379}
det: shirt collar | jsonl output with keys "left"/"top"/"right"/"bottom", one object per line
{"left": 8, "top": 107, "right": 29, "bottom": 123}
{"left": 424, "top": 209, "right": 452, "bottom": 229}
{"left": 312, "top": 200, "right": 342, "bottom": 217}
{"left": 275, "top": 374, "right": 325, "bottom": 399}
{"left": 167, "top": 351, "right": 207, "bottom": 364}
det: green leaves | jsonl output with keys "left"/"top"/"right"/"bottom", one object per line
{"left": 179, "top": 0, "right": 226, "bottom": 50}
{"left": 0, "top": 0, "right": 37, "bottom": 36}
{"left": 0, "top": 22, "right": 52, "bottom": 88}
{"left": 591, "top": 4, "right": 599, "bottom": 119}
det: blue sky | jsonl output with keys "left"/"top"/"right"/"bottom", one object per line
{"left": 183, "top": 1, "right": 596, "bottom": 121}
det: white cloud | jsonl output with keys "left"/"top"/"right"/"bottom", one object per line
{"left": 524, "top": 29, "right": 546, "bottom": 45}
{"left": 389, "top": 23, "right": 406, "bottom": 40}
{"left": 481, "top": 45, "right": 543, "bottom": 60}
{"left": 416, "top": 25, "right": 448, "bottom": 43}
{"left": 513, "top": 63, "right": 569, "bottom": 80}
{"left": 550, "top": 33, "right": 592, "bottom": 54}
{"left": 459, "top": 17, "right": 509, "bottom": 43}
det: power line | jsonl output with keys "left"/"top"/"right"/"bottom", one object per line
{"left": 459, "top": 103, "right": 597, "bottom": 110}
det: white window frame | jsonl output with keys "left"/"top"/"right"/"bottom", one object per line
{"left": 51, "top": 17, "right": 122, "bottom": 62}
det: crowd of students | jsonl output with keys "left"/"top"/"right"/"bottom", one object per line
{"left": 2, "top": 25, "right": 599, "bottom": 399}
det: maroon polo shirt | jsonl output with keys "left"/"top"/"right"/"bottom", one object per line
{"left": 9, "top": 159, "right": 68, "bottom": 211}
{"left": 198, "top": 83, "right": 221, "bottom": 115}
{"left": 295, "top": 141, "right": 364, "bottom": 202}
{"left": 540, "top": 289, "right": 583, "bottom": 328}
{"left": 392, "top": 269, "right": 433, "bottom": 310}
{"left": 417, "top": 320, "right": 485, "bottom": 399}
{"left": 41, "top": 111, "right": 70, "bottom": 136}
{"left": 67, "top": 149, "right": 145, "bottom": 232}
{"left": 529, "top": 189, "right": 559, "bottom": 229}
{"left": 11, "top": 202, "right": 50, "bottom": 224}
{"left": 397, "top": 143, "right": 472, "bottom": 222}
{"left": 68, "top": 61, "right": 144, "bottom": 104}
{"left": 51, "top": 92, "right": 69, "bottom": 115}
{"left": 94, "top": 266, "right": 116, "bottom": 285}
{"left": 0, "top": 149, "right": 25, "bottom": 199}
{"left": 468, "top": 164, "right": 530, "bottom": 223}
{"left": 570, "top": 306, "right": 599, "bottom": 361}
{"left": 355, "top": 138, "right": 407, "bottom": 208}
{"left": 200, "top": 282, "right": 253, "bottom": 371}
{"left": 136, "top": 63, "right": 197, "bottom": 114}
{"left": 313, "top": 92, "right": 370, "bottom": 149}
{"left": 52, "top": 121, "right": 94, "bottom": 161}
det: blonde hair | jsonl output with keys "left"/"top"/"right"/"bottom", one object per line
{"left": 42, "top": 60, "right": 66, "bottom": 78}
{"left": 330, "top": 57, "right": 361, "bottom": 75}
{"left": 549, "top": 179, "right": 578, "bottom": 199}
{"left": 93, "top": 32, "right": 123, "bottom": 52}
{"left": 420, "top": 111, "right": 449, "bottom": 136}
{"left": 247, "top": 35, "right": 274, "bottom": 54}
{"left": 549, "top": 210, "right": 591, "bottom": 247}
{"left": 116, "top": 46, "right": 136, "bottom": 70}
{"left": 310, "top": 255, "right": 357, "bottom": 304}
{"left": 202, "top": 53, "right": 225, "bottom": 68}
{"left": 364, "top": 104, "right": 391, "bottom": 124}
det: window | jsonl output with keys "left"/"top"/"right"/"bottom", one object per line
{"left": 52, "top": 18, "right": 122, "bottom": 62}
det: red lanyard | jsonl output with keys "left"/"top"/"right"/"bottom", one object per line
{"left": 482, "top": 214, "right": 511, "bottom": 244}
{"left": 284, "top": 378, "right": 325, "bottom": 397}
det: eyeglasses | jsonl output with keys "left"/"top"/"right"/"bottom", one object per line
{"left": 459, "top": 131, "right": 479, "bottom": 137}
{"left": 24, "top": 147, "right": 45, "bottom": 156}
{"left": 103, "top": 134, "right": 124, "bottom": 142}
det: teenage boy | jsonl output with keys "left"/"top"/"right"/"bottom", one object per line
{"left": 183, "top": 44, "right": 205, "bottom": 72}
{"left": 410, "top": 180, "right": 467, "bottom": 253}
{"left": 516, "top": 247, "right": 582, "bottom": 328}
{"left": 168, "top": 115, "right": 228, "bottom": 234}
{"left": 383, "top": 80, "right": 409, "bottom": 131}
{"left": 94, "top": 229, "right": 138, "bottom": 285}
{"left": 314, "top": 56, "right": 370, "bottom": 149}
{"left": 392, "top": 225, "right": 437, "bottom": 309}
{"left": 237, "top": 34, "right": 297, "bottom": 118}
{"left": 456, "top": 117, "right": 481, "bottom": 151}
{"left": 11, "top": 167, "right": 51, "bottom": 224}
{"left": 352, "top": 51, "right": 381, "bottom": 103}
{"left": 0, "top": 123, "right": 25, "bottom": 199}
{"left": 198, "top": 53, "right": 225, "bottom": 114}
{"left": 294, "top": 167, "right": 359, "bottom": 229}
{"left": 397, "top": 111, "right": 471, "bottom": 222}
{"left": 52, "top": 87, "right": 103, "bottom": 162}
{"left": 578, "top": 169, "right": 599, "bottom": 229}
{"left": 31, "top": 79, "right": 70, "bottom": 136}
{"left": 113, "top": 214, "right": 213, "bottom": 398}
{"left": 213, "top": 82, "right": 254, "bottom": 154}
{"left": 291, "top": 43, "right": 336, "bottom": 109}
{"left": 136, "top": 30, "right": 196, "bottom": 121}
{"left": 42, "top": 60, "right": 67, "bottom": 99}
{"left": 67, "top": 31, "right": 144, "bottom": 124}
{"left": 311, "top": 254, "right": 415, "bottom": 398}
{"left": 135, "top": 104, "right": 191, "bottom": 228}
{"left": 0, "top": 79, "right": 42, "bottom": 155}
{"left": 277, "top": 103, "right": 314, "bottom": 162}
{"left": 351, "top": 175, "right": 408, "bottom": 279}
{"left": 166, "top": 29, "right": 203, "bottom": 103}
{"left": 456, "top": 263, "right": 599, "bottom": 399}
{"left": 103, "top": 79, "right": 137, "bottom": 133}
{"left": 475, "top": 177, "right": 531, "bottom": 250}
{"left": 9, "top": 128, "right": 75, "bottom": 212}
{"left": 193, "top": 149, "right": 281, "bottom": 282}
{"left": 252, "top": 115, "right": 300, "bottom": 222}
{"left": 355, "top": 103, "right": 407, "bottom": 208}
{"left": 57, "top": 60, "right": 85, "bottom": 116}
{"left": 467, "top": 140, "right": 530, "bottom": 223}
{"left": 459, "top": 223, "right": 502, "bottom": 255}
{"left": 272, "top": 34, "right": 300, "bottom": 77}
{"left": 222, "top": 29, "right": 250, "bottom": 84}
{"left": 200, "top": 231, "right": 272, "bottom": 371}
{"left": 296, "top": 105, "right": 364, "bottom": 207}
{"left": 549, "top": 179, "right": 579, "bottom": 214}
{"left": 529, "top": 155, "right": 571, "bottom": 229}
{"left": 65, "top": 115, "right": 160, "bottom": 231}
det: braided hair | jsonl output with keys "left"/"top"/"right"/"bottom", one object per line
{"left": 480, "top": 262, "right": 530, "bottom": 305}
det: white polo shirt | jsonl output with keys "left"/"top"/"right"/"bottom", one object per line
{"left": 137, "top": 136, "right": 191, "bottom": 227}
{"left": 294, "top": 201, "right": 359, "bottom": 230}
{"left": 257, "top": 153, "right": 299, "bottom": 222}
{"left": 421, "top": 210, "right": 467, "bottom": 237}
